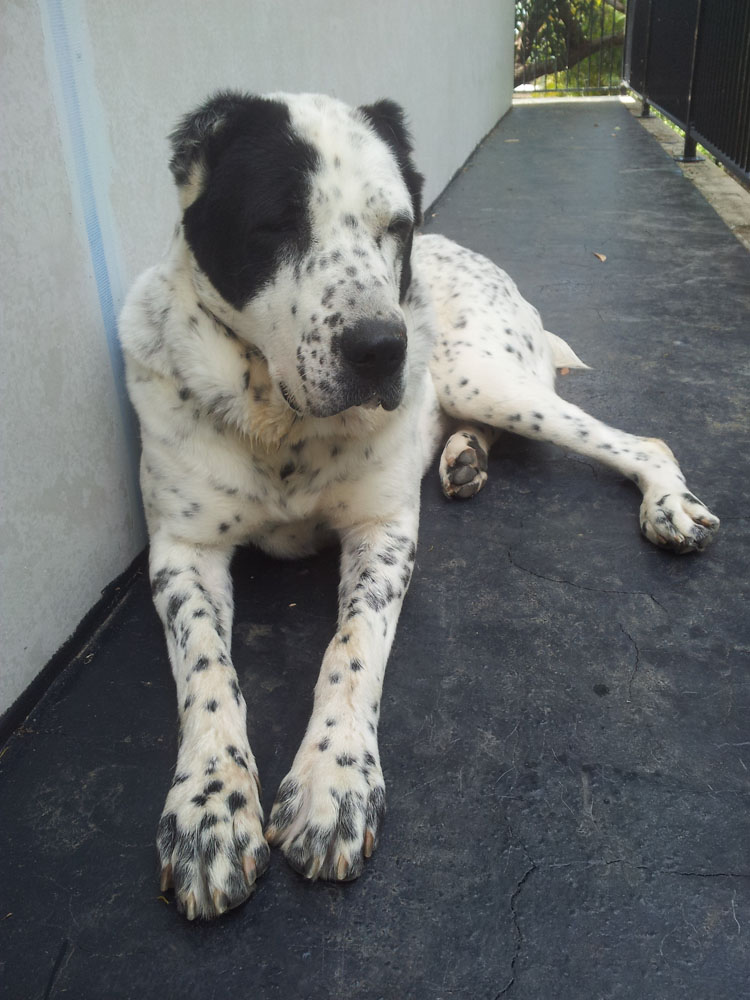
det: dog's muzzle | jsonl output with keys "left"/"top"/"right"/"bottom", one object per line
{"left": 340, "top": 318, "right": 407, "bottom": 411}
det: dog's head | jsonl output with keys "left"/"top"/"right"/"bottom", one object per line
{"left": 169, "top": 91, "right": 425, "bottom": 418}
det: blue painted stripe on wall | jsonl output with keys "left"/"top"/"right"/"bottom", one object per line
{"left": 43, "top": 0, "right": 144, "bottom": 536}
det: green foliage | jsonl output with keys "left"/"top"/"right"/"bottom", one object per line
{"left": 515, "top": 1, "right": 627, "bottom": 94}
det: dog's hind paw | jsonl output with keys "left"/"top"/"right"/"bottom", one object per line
{"left": 266, "top": 743, "right": 385, "bottom": 882}
{"left": 156, "top": 745, "right": 269, "bottom": 919}
{"left": 640, "top": 490, "right": 720, "bottom": 554}
{"left": 440, "top": 430, "right": 489, "bottom": 500}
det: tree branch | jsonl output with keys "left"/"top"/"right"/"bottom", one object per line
{"left": 514, "top": 30, "right": 625, "bottom": 87}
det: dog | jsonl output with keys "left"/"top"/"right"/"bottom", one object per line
{"left": 118, "top": 91, "right": 719, "bottom": 919}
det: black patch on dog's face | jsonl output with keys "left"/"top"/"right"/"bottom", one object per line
{"left": 171, "top": 93, "right": 320, "bottom": 309}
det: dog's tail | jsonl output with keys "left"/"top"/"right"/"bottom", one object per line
{"left": 544, "top": 330, "right": 591, "bottom": 372}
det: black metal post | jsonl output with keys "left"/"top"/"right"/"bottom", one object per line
{"left": 680, "top": 135, "right": 700, "bottom": 161}
{"left": 641, "top": 0, "right": 653, "bottom": 106}
{"left": 675, "top": 0, "right": 704, "bottom": 163}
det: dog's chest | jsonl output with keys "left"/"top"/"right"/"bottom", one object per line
{"left": 143, "top": 424, "right": 378, "bottom": 547}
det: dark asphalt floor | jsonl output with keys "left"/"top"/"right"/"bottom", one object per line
{"left": 1, "top": 100, "right": 749, "bottom": 1000}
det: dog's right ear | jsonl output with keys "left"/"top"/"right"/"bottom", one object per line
{"left": 169, "top": 91, "right": 246, "bottom": 183}
{"left": 169, "top": 90, "right": 258, "bottom": 208}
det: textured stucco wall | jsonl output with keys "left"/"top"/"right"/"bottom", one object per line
{"left": 0, "top": 0, "right": 514, "bottom": 717}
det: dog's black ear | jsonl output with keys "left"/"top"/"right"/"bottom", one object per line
{"left": 168, "top": 90, "right": 255, "bottom": 186}
{"left": 358, "top": 100, "right": 425, "bottom": 225}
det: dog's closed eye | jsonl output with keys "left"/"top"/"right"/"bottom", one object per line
{"left": 385, "top": 216, "right": 413, "bottom": 241}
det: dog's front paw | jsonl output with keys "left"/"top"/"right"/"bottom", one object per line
{"left": 640, "top": 490, "right": 720, "bottom": 553}
{"left": 266, "top": 739, "right": 385, "bottom": 882}
{"left": 157, "top": 745, "right": 270, "bottom": 919}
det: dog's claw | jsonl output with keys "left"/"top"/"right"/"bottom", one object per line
{"left": 242, "top": 854, "right": 257, "bottom": 885}
{"left": 363, "top": 830, "right": 374, "bottom": 858}
{"left": 306, "top": 857, "right": 322, "bottom": 881}
{"left": 160, "top": 864, "right": 173, "bottom": 892}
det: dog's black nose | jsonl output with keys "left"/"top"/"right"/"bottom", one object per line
{"left": 340, "top": 318, "right": 406, "bottom": 380}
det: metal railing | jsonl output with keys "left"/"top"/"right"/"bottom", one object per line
{"left": 624, "top": 0, "right": 750, "bottom": 185}
{"left": 514, "top": 1, "right": 627, "bottom": 96}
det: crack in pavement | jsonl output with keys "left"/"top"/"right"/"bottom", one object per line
{"left": 619, "top": 622, "right": 641, "bottom": 700}
{"left": 493, "top": 849, "right": 748, "bottom": 998}
{"left": 43, "top": 939, "right": 72, "bottom": 1000}
{"left": 495, "top": 823, "right": 538, "bottom": 999}
{"left": 507, "top": 548, "right": 668, "bottom": 614}
{"left": 545, "top": 858, "right": 750, "bottom": 879}
{"left": 495, "top": 859, "right": 537, "bottom": 998}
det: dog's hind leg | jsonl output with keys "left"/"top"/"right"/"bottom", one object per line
{"left": 149, "top": 533, "right": 270, "bottom": 919}
{"left": 439, "top": 374, "right": 719, "bottom": 553}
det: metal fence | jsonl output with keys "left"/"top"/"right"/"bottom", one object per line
{"left": 624, "top": 0, "right": 750, "bottom": 185}
{"left": 514, "top": 1, "right": 626, "bottom": 95}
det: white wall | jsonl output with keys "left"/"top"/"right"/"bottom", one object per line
{"left": 0, "top": 0, "right": 514, "bottom": 717}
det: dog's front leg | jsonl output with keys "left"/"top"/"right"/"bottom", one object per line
{"left": 266, "top": 510, "right": 419, "bottom": 881}
{"left": 149, "top": 533, "right": 269, "bottom": 919}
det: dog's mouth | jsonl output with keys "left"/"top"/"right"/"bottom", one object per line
{"left": 279, "top": 381, "right": 303, "bottom": 415}
{"left": 301, "top": 376, "right": 405, "bottom": 419}
{"left": 355, "top": 380, "right": 404, "bottom": 412}
{"left": 282, "top": 360, "right": 406, "bottom": 418}
{"left": 347, "top": 373, "right": 405, "bottom": 414}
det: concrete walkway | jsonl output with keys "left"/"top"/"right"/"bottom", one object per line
{"left": 1, "top": 100, "right": 749, "bottom": 1000}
